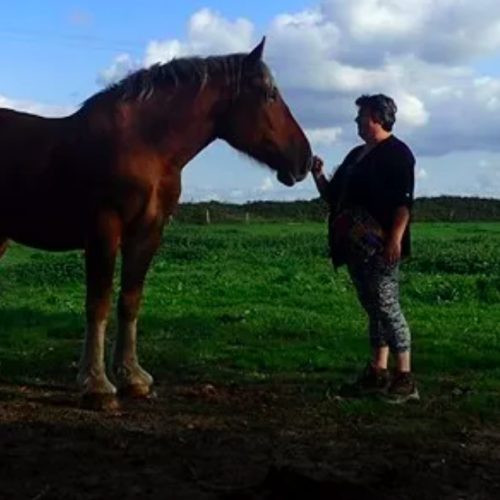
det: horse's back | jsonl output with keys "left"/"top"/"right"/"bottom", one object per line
{"left": 0, "top": 107, "right": 68, "bottom": 197}
{"left": 0, "top": 107, "right": 65, "bottom": 149}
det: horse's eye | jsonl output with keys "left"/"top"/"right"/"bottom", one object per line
{"left": 266, "top": 86, "right": 278, "bottom": 103}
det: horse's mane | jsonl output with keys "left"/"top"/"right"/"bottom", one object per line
{"left": 81, "top": 52, "right": 273, "bottom": 110}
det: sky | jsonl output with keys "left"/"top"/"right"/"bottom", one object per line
{"left": 1, "top": 0, "right": 500, "bottom": 203}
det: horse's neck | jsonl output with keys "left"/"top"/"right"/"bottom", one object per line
{"left": 135, "top": 87, "right": 229, "bottom": 168}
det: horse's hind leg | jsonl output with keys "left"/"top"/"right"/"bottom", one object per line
{"left": 77, "top": 215, "right": 121, "bottom": 410}
{"left": 112, "top": 227, "right": 162, "bottom": 398}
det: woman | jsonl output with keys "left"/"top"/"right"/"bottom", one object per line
{"left": 312, "top": 93, "right": 419, "bottom": 403}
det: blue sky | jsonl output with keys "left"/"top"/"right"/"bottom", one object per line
{"left": 0, "top": 1, "right": 307, "bottom": 103}
{"left": 2, "top": 1, "right": 500, "bottom": 202}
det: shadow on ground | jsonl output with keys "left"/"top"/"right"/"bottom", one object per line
{"left": 0, "top": 381, "right": 499, "bottom": 499}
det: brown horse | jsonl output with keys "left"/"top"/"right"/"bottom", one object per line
{"left": 0, "top": 37, "right": 312, "bottom": 410}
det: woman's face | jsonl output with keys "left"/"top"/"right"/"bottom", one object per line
{"left": 355, "top": 107, "right": 378, "bottom": 142}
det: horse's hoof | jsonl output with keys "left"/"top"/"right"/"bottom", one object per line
{"left": 118, "top": 384, "right": 156, "bottom": 399}
{"left": 79, "top": 392, "right": 120, "bottom": 411}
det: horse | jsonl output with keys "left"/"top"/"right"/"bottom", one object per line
{"left": 0, "top": 37, "right": 312, "bottom": 410}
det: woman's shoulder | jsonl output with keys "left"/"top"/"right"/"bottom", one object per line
{"left": 382, "top": 135, "right": 416, "bottom": 164}
{"left": 328, "top": 144, "right": 364, "bottom": 178}
{"left": 386, "top": 135, "right": 415, "bottom": 154}
{"left": 347, "top": 143, "right": 365, "bottom": 156}
{"left": 342, "top": 144, "right": 365, "bottom": 164}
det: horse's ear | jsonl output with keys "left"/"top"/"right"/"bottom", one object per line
{"left": 244, "top": 36, "right": 266, "bottom": 71}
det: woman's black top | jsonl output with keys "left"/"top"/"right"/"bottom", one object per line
{"left": 326, "top": 134, "right": 416, "bottom": 265}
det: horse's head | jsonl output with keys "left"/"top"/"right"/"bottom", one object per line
{"left": 216, "top": 37, "right": 312, "bottom": 187}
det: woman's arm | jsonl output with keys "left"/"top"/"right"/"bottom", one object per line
{"left": 311, "top": 156, "right": 330, "bottom": 202}
{"left": 384, "top": 148, "right": 415, "bottom": 264}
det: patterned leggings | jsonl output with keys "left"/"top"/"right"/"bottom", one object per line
{"left": 347, "top": 256, "right": 411, "bottom": 353}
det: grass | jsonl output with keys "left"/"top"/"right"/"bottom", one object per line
{"left": 1, "top": 221, "right": 500, "bottom": 432}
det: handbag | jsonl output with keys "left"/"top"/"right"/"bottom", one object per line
{"left": 328, "top": 150, "right": 386, "bottom": 262}
{"left": 330, "top": 205, "right": 386, "bottom": 260}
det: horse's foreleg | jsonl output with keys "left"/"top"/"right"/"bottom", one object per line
{"left": 77, "top": 216, "right": 121, "bottom": 410}
{"left": 112, "top": 229, "right": 162, "bottom": 398}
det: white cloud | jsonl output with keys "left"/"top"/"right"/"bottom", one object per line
{"left": 0, "top": 95, "right": 73, "bottom": 117}
{"left": 185, "top": 8, "right": 254, "bottom": 54}
{"left": 96, "top": 54, "right": 137, "bottom": 87}
{"left": 259, "top": 176, "right": 274, "bottom": 192}
{"left": 305, "top": 126, "right": 343, "bottom": 146}
{"left": 92, "top": 1, "right": 500, "bottom": 200}
{"left": 180, "top": 180, "right": 317, "bottom": 204}
{"left": 96, "top": 8, "right": 255, "bottom": 86}
{"left": 144, "top": 40, "right": 185, "bottom": 67}
{"left": 474, "top": 160, "right": 500, "bottom": 197}
{"left": 416, "top": 168, "right": 428, "bottom": 180}
{"left": 97, "top": 1, "right": 500, "bottom": 160}
{"left": 318, "top": 0, "right": 500, "bottom": 65}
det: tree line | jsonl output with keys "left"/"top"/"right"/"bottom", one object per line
{"left": 170, "top": 196, "right": 500, "bottom": 224}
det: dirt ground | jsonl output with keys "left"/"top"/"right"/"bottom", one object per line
{"left": 1, "top": 381, "right": 499, "bottom": 500}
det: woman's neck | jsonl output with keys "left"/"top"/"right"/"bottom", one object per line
{"left": 366, "top": 131, "right": 392, "bottom": 146}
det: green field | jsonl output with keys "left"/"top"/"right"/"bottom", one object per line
{"left": 2, "top": 221, "right": 500, "bottom": 417}
{"left": 2, "top": 221, "right": 500, "bottom": 498}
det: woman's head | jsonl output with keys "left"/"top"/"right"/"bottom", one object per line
{"left": 354, "top": 94, "right": 397, "bottom": 143}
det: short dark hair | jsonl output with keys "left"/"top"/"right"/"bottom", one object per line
{"left": 355, "top": 93, "right": 397, "bottom": 132}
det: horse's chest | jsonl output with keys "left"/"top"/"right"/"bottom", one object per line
{"left": 158, "top": 176, "right": 182, "bottom": 215}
